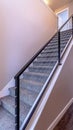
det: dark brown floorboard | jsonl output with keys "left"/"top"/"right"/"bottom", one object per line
{"left": 53, "top": 103, "right": 73, "bottom": 130}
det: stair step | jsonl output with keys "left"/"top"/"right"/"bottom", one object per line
{"left": 38, "top": 53, "right": 58, "bottom": 58}
{"left": 41, "top": 48, "right": 58, "bottom": 53}
{"left": 39, "top": 52, "right": 58, "bottom": 58}
{"left": 1, "top": 96, "right": 15, "bottom": 116}
{"left": 1, "top": 96, "right": 31, "bottom": 124}
{"left": 60, "top": 33, "right": 71, "bottom": 39}
{"left": 41, "top": 48, "right": 63, "bottom": 54}
{"left": 44, "top": 45, "right": 59, "bottom": 50}
{"left": 10, "top": 87, "right": 38, "bottom": 106}
{"left": 46, "top": 43, "right": 66, "bottom": 49}
{"left": 20, "top": 79, "right": 43, "bottom": 93}
{"left": 50, "top": 39, "right": 58, "bottom": 43}
{"left": 10, "top": 81, "right": 43, "bottom": 95}
{"left": 29, "top": 65, "right": 53, "bottom": 74}
{"left": 23, "top": 72, "right": 48, "bottom": 83}
{"left": 20, "top": 88, "right": 38, "bottom": 106}
{"left": 0, "top": 107, "right": 15, "bottom": 130}
{"left": 33, "top": 60, "right": 57, "bottom": 66}
{"left": 48, "top": 40, "right": 68, "bottom": 47}
{"left": 37, "top": 57, "right": 58, "bottom": 62}
{"left": 44, "top": 45, "right": 66, "bottom": 52}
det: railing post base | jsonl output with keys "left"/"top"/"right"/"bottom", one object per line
{"left": 15, "top": 77, "right": 20, "bottom": 130}
{"left": 72, "top": 16, "right": 73, "bottom": 37}
{"left": 58, "top": 63, "right": 62, "bottom": 65}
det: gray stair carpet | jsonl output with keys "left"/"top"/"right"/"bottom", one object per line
{"left": 0, "top": 29, "right": 72, "bottom": 129}
{"left": 53, "top": 103, "right": 73, "bottom": 130}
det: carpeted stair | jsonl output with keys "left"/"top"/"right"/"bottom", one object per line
{"left": 0, "top": 29, "right": 72, "bottom": 130}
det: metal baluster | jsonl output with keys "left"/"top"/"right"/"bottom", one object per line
{"left": 58, "top": 31, "right": 61, "bottom": 65}
{"left": 15, "top": 77, "right": 20, "bottom": 130}
{"left": 72, "top": 16, "right": 73, "bottom": 37}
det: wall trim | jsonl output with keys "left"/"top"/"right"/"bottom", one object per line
{"left": 47, "top": 98, "right": 73, "bottom": 130}
{"left": 0, "top": 78, "right": 15, "bottom": 98}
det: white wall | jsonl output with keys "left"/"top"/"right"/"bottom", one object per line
{"left": 0, "top": 0, "right": 57, "bottom": 90}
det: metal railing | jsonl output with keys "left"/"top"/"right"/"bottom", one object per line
{"left": 14, "top": 14, "right": 73, "bottom": 130}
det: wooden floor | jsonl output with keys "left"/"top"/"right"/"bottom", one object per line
{"left": 53, "top": 103, "right": 73, "bottom": 130}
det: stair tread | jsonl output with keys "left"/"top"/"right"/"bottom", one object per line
{"left": 37, "top": 58, "right": 58, "bottom": 62}
{"left": 42, "top": 49, "right": 58, "bottom": 53}
{"left": 0, "top": 106, "right": 15, "bottom": 130}
{"left": 34, "top": 59, "right": 57, "bottom": 63}
{"left": 23, "top": 71, "right": 48, "bottom": 76}
{"left": 29, "top": 65, "right": 53, "bottom": 69}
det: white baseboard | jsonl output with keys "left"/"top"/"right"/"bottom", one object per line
{"left": 0, "top": 78, "right": 15, "bottom": 98}
{"left": 47, "top": 98, "right": 73, "bottom": 130}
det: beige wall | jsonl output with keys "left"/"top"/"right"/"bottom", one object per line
{"left": 0, "top": 0, "right": 57, "bottom": 90}
{"left": 34, "top": 43, "right": 73, "bottom": 130}
{"left": 55, "top": 1, "right": 73, "bottom": 17}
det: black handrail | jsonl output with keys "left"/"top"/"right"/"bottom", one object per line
{"left": 14, "top": 14, "right": 73, "bottom": 130}
{"left": 14, "top": 33, "right": 56, "bottom": 78}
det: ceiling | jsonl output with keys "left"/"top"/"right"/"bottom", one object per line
{"left": 47, "top": 0, "right": 73, "bottom": 11}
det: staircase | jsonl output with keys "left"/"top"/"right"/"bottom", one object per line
{"left": 0, "top": 29, "right": 72, "bottom": 130}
